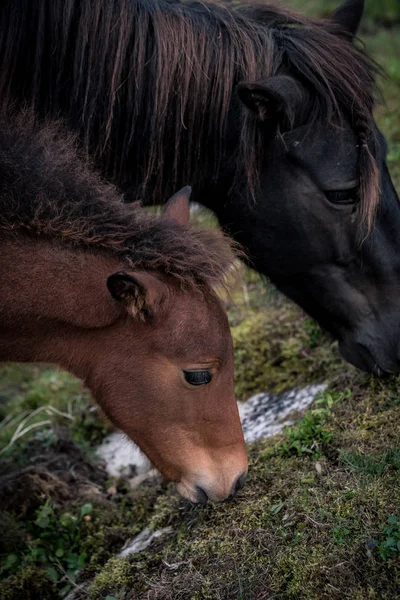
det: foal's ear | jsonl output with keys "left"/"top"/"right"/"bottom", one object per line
{"left": 107, "top": 271, "right": 166, "bottom": 320}
{"left": 162, "top": 186, "right": 191, "bottom": 226}
{"left": 330, "top": 0, "right": 364, "bottom": 38}
{"left": 237, "top": 75, "right": 306, "bottom": 130}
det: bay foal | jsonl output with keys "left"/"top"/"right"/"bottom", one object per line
{"left": 0, "top": 117, "right": 247, "bottom": 503}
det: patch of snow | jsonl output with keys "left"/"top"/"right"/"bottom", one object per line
{"left": 239, "top": 383, "right": 327, "bottom": 443}
{"left": 95, "top": 432, "right": 151, "bottom": 477}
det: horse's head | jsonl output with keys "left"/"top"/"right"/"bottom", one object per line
{"left": 85, "top": 190, "right": 247, "bottom": 503}
{"left": 233, "top": 0, "right": 400, "bottom": 374}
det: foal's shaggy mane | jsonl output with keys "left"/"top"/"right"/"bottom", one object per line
{"left": 0, "top": 0, "right": 380, "bottom": 228}
{"left": 0, "top": 114, "right": 237, "bottom": 289}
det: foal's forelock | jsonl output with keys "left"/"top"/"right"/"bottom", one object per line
{"left": 0, "top": 0, "right": 381, "bottom": 227}
{"left": 0, "top": 112, "right": 239, "bottom": 293}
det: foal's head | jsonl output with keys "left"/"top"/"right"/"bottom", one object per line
{"left": 83, "top": 191, "right": 247, "bottom": 503}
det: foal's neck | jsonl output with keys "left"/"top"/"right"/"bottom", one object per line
{"left": 0, "top": 235, "right": 122, "bottom": 369}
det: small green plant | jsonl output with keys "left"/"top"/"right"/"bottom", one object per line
{"left": 333, "top": 526, "right": 351, "bottom": 545}
{"left": 278, "top": 411, "right": 333, "bottom": 457}
{"left": 376, "top": 516, "right": 400, "bottom": 560}
{"left": 0, "top": 500, "right": 93, "bottom": 596}
{"left": 303, "top": 318, "right": 324, "bottom": 348}
{"left": 278, "top": 389, "right": 351, "bottom": 457}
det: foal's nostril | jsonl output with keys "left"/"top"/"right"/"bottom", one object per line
{"left": 195, "top": 486, "right": 209, "bottom": 505}
{"left": 193, "top": 471, "right": 247, "bottom": 504}
{"left": 231, "top": 470, "right": 247, "bottom": 497}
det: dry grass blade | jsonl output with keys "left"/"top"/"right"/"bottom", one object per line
{"left": 0, "top": 404, "right": 74, "bottom": 455}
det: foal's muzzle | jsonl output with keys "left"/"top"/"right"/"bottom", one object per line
{"left": 192, "top": 470, "right": 248, "bottom": 504}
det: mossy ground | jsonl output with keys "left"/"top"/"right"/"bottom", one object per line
{"left": 1, "top": 3, "right": 400, "bottom": 599}
{"left": 82, "top": 375, "right": 400, "bottom": 600}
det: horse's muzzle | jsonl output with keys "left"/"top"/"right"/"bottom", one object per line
{"left": 339, "top": 337, "right": 400, "bottom": 375}
{"left": 178, "top": 469, "right": 248, "bottom": 504}
{"left": 194, "top": 470, "right": 248, "bottom": 504}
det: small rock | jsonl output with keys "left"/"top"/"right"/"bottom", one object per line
{"left": 129, "top": 469, "right": 160, "bottom": 491}
{"left": 95, "top": 432, "right": 151, "bottom": 477}
{"left": 315, "top": 462, "right": 323, "bottom": 476}
{"left": 119, "top": 526, "right": 172, "bottom": 557}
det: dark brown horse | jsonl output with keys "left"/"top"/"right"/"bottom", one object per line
{"left": 0, "top": 115, "right": 247, "bottom": 504}
{"left": 0, "top": 0, "right": 399, "bottom": 373}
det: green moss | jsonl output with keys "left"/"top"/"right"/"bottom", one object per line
{"left": 0, "top": 566, "right": 56, "bottom": 600}
{"left": 80, "top": 489, "right": 160, "bottom": 576}
{"left": 232, "top": 306, "right": 342, "bottom": 400}
{"left": 87, "top": 558, "right": 132, "bottom": 599}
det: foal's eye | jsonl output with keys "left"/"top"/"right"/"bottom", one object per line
{"left": 183, "top": 370, "right": 212, "bottom": 386}
{"left": 324, "top": 187, "right": 359, "bottom": 205}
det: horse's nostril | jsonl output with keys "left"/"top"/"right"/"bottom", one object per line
{"left": 195, "top": 486, "right": 209, "bottom": 504}
{"left": 231, "top": 471, "right": 247, "bottom": 497}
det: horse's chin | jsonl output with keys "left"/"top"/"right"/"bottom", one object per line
{"left": 338, "top": 340, "right": 400, "bottom": 376}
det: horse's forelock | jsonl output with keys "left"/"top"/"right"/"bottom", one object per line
{"left": 0, "top": 0, "right": 381, "bottom": 227}
{"left": 273, "top": 17, "right": 381, "bottom": 232}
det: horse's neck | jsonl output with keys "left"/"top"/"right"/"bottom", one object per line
{"left": 0, "top": 235, "right": 121, "bottom": 367}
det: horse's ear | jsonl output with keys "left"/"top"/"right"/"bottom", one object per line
{"left": 330, "top": 0, "right": 364, "bottom": 38}
{"left": 107, "top": 271, "right": 166, "bottom": 320}
{"left": 162, "top": 186, "right": 191, "bottom": 226}
{"left": 237, "top": 75, "right": 306, "bottom": 130}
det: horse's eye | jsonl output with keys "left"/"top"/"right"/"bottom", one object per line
{"left": 324, "top": 188, "right": 359, "bottom": 205}
{"left": 183, "top": 370, "right": 212, "bottom": 386}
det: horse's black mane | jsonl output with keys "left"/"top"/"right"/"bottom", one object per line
{"left": 0, "top": 113, "right": 237, "bottom": 289}
{"left": 0, "top": 0, "right": 380, "bottom": 225}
